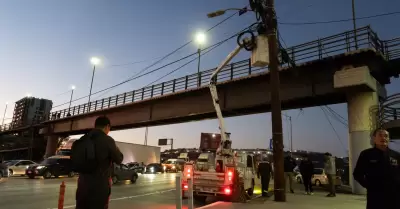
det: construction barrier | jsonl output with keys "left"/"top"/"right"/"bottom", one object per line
{"left": 58, "top": 181, "right": 66, "bottom": 209}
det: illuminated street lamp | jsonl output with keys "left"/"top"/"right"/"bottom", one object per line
{"left": 195, "top": 32, "right": 206, "bottom": 86}
{"left": 88, "top": 57, "right": 101, "bottom": 111}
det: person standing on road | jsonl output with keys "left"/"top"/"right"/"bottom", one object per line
{"left": 299, "top": 155, "right": 314, "bottom": 195}
{"left": 257, "top": 157, "right": 273, "bottom": 197}
{"left": 324, "top": 152, "right": 336, "bottom": 197}
{"left": 353, "top": 128, "right": 400, "bottom": 209}
{"left": 74, "top": 116, "right": 124, "bottom": 209}
{"left": 284, "top": 155, "right": 296, "bottom": 193}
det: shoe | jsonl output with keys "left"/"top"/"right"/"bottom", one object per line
{"left": 304, "top": 192, "right": 309, "bottom": 195}
{"left": 290, "top": 189, "right": 294, "bottom": 193}
{"left": 310, "top": 192, "right": 314, "bottom": 195}
{"left": 326, "top": 193, "right": 336, "bottom": 197}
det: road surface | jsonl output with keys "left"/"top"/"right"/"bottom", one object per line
{"left": 0, "top": 173, "right": 206, "bottom": 209}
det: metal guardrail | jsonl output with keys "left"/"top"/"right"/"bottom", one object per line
{"left": 0, "top": 26, "right": 397, "bottom": 132}
{"left": 383, "top": 37, "right": 400, "bottom": 60}
{"left": 378, "top": 93, "right": 400, "bottom": 127}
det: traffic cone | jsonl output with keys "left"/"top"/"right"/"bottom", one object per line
{"left": 58, "top": 181, "right": 66, "bottom": 209}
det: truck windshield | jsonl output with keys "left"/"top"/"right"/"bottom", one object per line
{"left": 197, "top": 159, "right": 208, "bottom": 162}
{"left": 165, "top": 161, "right": 175, "bottom": 164}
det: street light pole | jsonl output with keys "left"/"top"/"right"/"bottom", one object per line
{"left": 197, "top": 48, "right": 201, "bottom": 86}
{"left": 352, "top": 0, "right": 358, "bottom": 49}
{"left": 262, "top": 0, "right": 286, "bottom": 202}
{"left": 289, "top": 116, "right": 293, "bottom": 153}
{"left": 88, "top": 64, "right": 96, "bottom": 111}
{"left": 68, "top": 86, "right": 75, "bottom": 113}
{"left": 2, "top": 103, "right": 8, "bottom": 126}
{"left": 195, "top": 32, "right": 206, "bottom": 87}
{"left": 88, "top": 57, "right": 100, "bottom": 112}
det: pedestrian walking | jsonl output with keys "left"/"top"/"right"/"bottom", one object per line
{"left": 324, "top": 152, "right": 336, "bottom": 197}
{"left": 284, "top": 155, "right": 296, "bottom": 193}
{"left": 257, "top": 157, "right": 273, "bottom": 197}
{"left": 72, "top": 116, "right": 123, "bottom": 209}
{"left": 299, "top": 155, "right": 314, "bottom": 195}
{"left": 353, "top": 128, "right": 400, "bottom": 209}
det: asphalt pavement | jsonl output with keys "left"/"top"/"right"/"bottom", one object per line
{"left": 0, "top": 173, "right": 206, "bottom": 209}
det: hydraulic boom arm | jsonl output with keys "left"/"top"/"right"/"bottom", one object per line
{"left": 209, "top": 39, "right": 249, "bottom": 156}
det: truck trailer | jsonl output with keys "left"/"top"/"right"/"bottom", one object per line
{"left": 57, "top": 139, "right": 161, "bottom": 165}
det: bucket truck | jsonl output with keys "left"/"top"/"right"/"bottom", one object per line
{"left": 182, "top": 35, "right": 269, "bottom": 202}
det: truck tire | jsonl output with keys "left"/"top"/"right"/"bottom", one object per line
{"left": 193, "top": 195, "right": 207, "bottom": 203}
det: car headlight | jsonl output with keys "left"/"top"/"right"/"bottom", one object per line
{"left": 150, "top": 167, "right": 154, "bottom": 172}
{"left": 36, "top": 166, "right": 45, "bottom": 169}
{"left": 172, "top": 166, "right": 176, "bottom": 169}
{"left": 163, "top": 166, "right": 166, "bottom": 170}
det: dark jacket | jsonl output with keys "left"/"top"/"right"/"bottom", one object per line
{"left": 353, "top": 147, "right": 400, "bottom": 209}
{"left": 76, "top": 129, "right": 123, "bottom": 209}
{"left": 284, "top": 156, "right": 296, "bottom": 172}
{"left": 257, "top": 161, "right": 273, "bottom": 178}
{"left": 299, "top": 159, "right": 314, "bottom": 177}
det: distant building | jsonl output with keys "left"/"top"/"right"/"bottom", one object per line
{"left": 11, "top": 97, "right": 52, "bottom": 128}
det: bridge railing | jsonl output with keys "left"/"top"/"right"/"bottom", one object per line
{"left": 383, "top": 37, "right": 400, "bottom": 60}
{"left": 378, "top": 93, "right": 400, "bottom": 127}
{"left": 0, "top": 26, "right": 393, "bottom": 132}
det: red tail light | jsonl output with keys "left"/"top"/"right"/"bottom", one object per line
{"left": 224, "top": 167, "right": 235, "bottom": 185}
{"left": 224, "top": 187, "right": 231, "bottom": 195}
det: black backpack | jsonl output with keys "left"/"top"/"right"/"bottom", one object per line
{"left": 71, "top": 132, "right": 98, "bottom": 174}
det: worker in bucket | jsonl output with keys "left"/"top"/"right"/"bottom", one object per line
{"left": 257, "top": 157, "right": 273, "bottom": 197}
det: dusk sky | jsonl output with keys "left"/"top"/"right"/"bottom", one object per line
{"left": 0, "top": 0, "right": 399, "bottom": 156}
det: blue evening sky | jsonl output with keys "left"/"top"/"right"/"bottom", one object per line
{"left": 0, "top": 0, "right": 399, "bottom": 156}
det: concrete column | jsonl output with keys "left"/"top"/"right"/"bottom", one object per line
{"left": 44, "top": 135, "right": 59, "bottom": 158}
{"left": 347, "top": 91, "right": 378, "bottom": 194}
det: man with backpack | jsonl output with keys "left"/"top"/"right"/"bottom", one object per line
{"left": 72, "top": 116, "right": 123, "bottom": 209}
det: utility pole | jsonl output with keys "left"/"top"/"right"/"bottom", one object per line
{"left": 352, "top": 0, "right": 358, "bottom": 49}
{"left": 289, "top": 116, "right": 293, "bottom": 152}
{"left": 144, "top": 126, "right": 148, "bottom": 145}
{"left": 261, "top": 0, "right": 286, "bottom": 202}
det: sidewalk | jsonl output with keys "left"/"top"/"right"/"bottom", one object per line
{"left": 198, "top": 191, "right": 366, "bottom": 209}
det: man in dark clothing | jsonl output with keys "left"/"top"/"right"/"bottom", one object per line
{"left": 299, "top": 155, "right": 314, "bottom": 195}
{"left": 353, "top": 128, "right": 400, "bottom": 209}
{"left": 76, "top": 116, "right": 124, "bottom": 209}
{"left": 284, "top": 155, "right": 296, "bottom": 193}
{"left": 257, "top": 157, "right": 273, "bottom": 197}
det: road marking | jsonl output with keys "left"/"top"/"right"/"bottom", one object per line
{"left": 46, "top": 189, "right": 175, "bottom": 209}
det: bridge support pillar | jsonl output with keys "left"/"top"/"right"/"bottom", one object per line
{"left": 44, "top": 135, "right": 59, "bottom": 158}
{"left": 347, "top": 91, "right": 378, "bottom": 195}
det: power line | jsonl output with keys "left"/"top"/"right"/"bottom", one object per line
{"left": 279, "top": 11, "right": 400, "bottom": 25}
{"left": 51, "top": 25, "right": 248, "bottom": 109}
{"left": 143, "top": 23, "right": 258, "bottom": 87}
{"left": 320, "top": 107, "right": 347, "bottom": 154}
{"left": 90, "top": 10, "right": 240, "bottom": 100}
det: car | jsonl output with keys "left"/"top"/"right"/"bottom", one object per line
{"left": 145, "top": 163, "right": 164, "bottom": 174}
{"left": 126, "top": 162, "right": 145, "bottom": 174}
{"left": 25, "top": 156, "right": 75, "bottom": 179}
{"left": 112, "top": 164, "right": 138, "bottom": 185}
{"left": 5, "top": 160, "right": 37, "bottom": 176}
{"left": 312, "top": 168, "right": 342, "bottom": 187}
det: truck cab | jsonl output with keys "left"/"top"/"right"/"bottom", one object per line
{"left": 182, "top": 152, "right": 261, "bottom": 202}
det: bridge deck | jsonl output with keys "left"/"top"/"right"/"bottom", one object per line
{"left": 1, "top": 26, "right": 399, "bottom": 134}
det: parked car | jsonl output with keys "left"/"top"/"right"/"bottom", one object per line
{"left": 145, "top": 163, "right": 164, "bottom": 174}
{"left": 112, "top": 164, "right": 138, "bottom": 185}
{"left": 295, "top": 168, "right": 342, "bottom": 187}
{"left": 25, "top": 156, "right": 75, "bottom": 179}
{"left": 126, "top": 162, "right": 145, "bottom": 174}
{"left": 5, "top": 160, "right": 37, "bottom": 176}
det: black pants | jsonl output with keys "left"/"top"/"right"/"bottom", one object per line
{"left": 302, "top": 175, "right": 313, "bottom": 193}
{"left": 261, "top": 175, "right": 270, "bottom": 196}
{"left": 327, "top": 174, "right": 336, "bottom": 194}
{"left": 76, "top": 176, "right": 111, "bottom": 209}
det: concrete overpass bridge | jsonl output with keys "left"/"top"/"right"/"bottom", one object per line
{"left": 1, "top": 26, "right": 400, "bottom": 195}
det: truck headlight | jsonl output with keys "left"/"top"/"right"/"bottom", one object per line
{"left": 37, "top": 166, "right": 45, "bottom": 169}
{"left": 172, "top": 166, "right": 176, "bottom": 169}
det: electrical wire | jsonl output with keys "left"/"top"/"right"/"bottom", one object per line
{"left": 89, "top": 10, "right": 241, "bottom": 101}
{"left": 279, "top": 11, "right": 400, "bottom": 25}
{"left": 51, "top": 25, "right": 254, "bottom": 110}
{"left": 144, "top": 23, "right": 260, "bottom": 87}
{"left": 320, "top": 106, "right": 347, "bottom": 154}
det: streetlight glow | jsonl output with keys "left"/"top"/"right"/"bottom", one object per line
{"left": 26, "top": 93, "right": 31, "bottom": 97}
{"left": 195, "top": 32, "right": 206, "bottom": 46}
{"left": 71, "top": 85, "right": 76, "bottom": 90}
{"left": 90, "top": 57, "right": 101, "bottom": 65}
{"left": 5, "top": 102, "right": 8, "bottom": 105}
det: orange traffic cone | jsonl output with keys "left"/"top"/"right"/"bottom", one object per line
{"left": 58, "top": 181, "right": 66, "bottom": 209}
